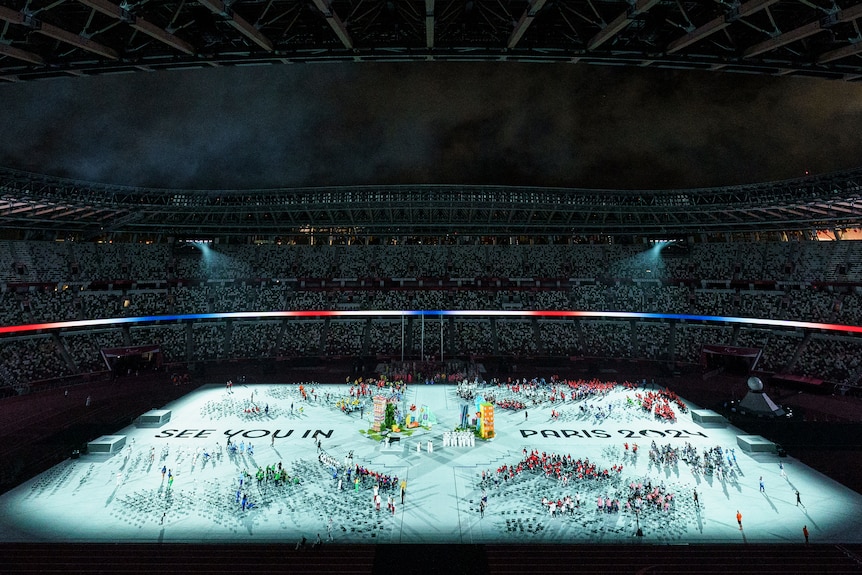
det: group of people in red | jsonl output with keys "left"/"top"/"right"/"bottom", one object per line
{"left": 351, "top": 464, "right": 399, "bottom": 491}
{"left": 560, "top": 378, "right": 617, "bottom": 399}
{"left": 540, "top": 478, "right": 679, "bottom": 516}
{"left": 627, "top": 480, "right": 677, "bottom": 513}
{"left": 494, "top": 398, "right": 526, "bottom": 410}
{"left": 346, "top": 380, "right": 373, "bottom": 398}
{"left": 632, "top": 388, "right": 687, "bottom": 421}
{"left": 473, "top": 441, "right": 687, "bottom": 524}
{"left": 487, "top": 448, "right": 625, "bottom": 486}
{"left": 171, "top": 372, "right": 191, "bottom": 386}
{"left": 353, "top": 376, "right": 408, "bottom": 394}
{"left": 486, "top": 376, "right": 624, "bottom": 413}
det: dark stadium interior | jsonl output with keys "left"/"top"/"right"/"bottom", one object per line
{"left": 5, "top": 0, "right": 862, "bottom": 572}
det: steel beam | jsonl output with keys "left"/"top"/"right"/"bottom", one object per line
{"left": 76, "top": 0, "right": 195, "bottom": 55}
{"left": 667, "top": 0, "right": 779, "bottom": 54}
{"left": 818, "top": 39, "right": 862, "bottom": 63}
{"left": 198, "top": 0, "right": 274, "bottom": 52}
{"left": 744, "top": 19, "right": 820, "bottom": 58}
{"left": 588, "top": 0, "right": 660, "bottom": 51}
{"left": 817, "top": 4, "right": 862, "bottom": 63}
{"left": 745, "top": 4, "right": 862, "bottom": 59}
{"left": 508, "top": 0, "right": 548, "bottom": 49}
{"left": 426, "top": 0, "right": 434, "bottom": 48}
{"left": 0, "top": 5, "right": 118, "bottom": 59}
{"left": 0, "top": 42, "right": 43, "bottom": 65}
{"left": 311, "top": 0, "right": 353, "bottom": 50}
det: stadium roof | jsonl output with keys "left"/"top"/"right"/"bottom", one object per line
{"left": 1, "top": 164, "right": 861, "bottom": 238}
{"left": 4, "top": 0, "right": 862, "bottom": 82}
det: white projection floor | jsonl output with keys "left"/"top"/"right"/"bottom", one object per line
{"left": 1, "top": 381, "right": 859, "bottom": 546}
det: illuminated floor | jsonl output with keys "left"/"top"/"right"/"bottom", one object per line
{"left": 0, "top": 381, "right": 858, "bottom": 545}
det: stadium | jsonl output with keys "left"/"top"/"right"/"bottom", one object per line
{"left": 3, "top": 0, "right": 862, "bottom": 573}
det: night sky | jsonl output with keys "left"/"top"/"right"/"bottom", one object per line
{"left": 1, "top": 63, "right": 862, "bottom": 191}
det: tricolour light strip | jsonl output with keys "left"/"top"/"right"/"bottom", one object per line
{"left": 0, "top": 310, "right": 861, "bottom": 336}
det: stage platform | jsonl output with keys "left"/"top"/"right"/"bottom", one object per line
{"left": 86, "top": 435, "right": 126, "bottom": 455}
{"left": 737, "top": 434, "right": 778, "bottom": 454}
{"left": 136, "top": 409, "right": 172, "bottom": 428}
{"left": 691, "top": 409, "right": 727, "bottom": 427}
{"left": 1, "top": 381, "right": 859, "bottom": 545}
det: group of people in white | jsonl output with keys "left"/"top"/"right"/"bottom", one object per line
{"left": 443, "top": 430, "right": 476, "bottom": 448}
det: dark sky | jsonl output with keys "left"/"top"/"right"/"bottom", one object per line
{"left": 1, "top": 63, "right": 861, "bottom": 191}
